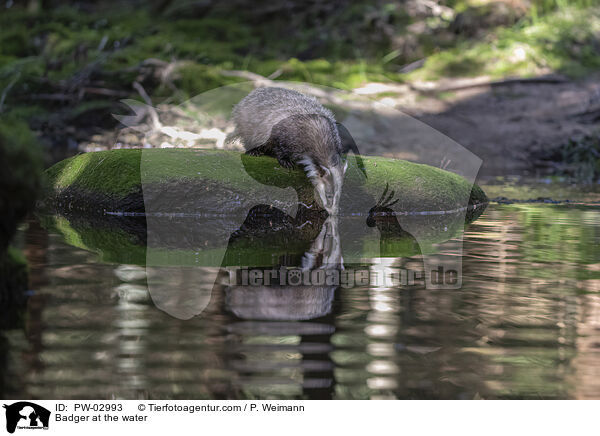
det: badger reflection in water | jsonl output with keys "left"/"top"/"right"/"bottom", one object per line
{"left": 225, "top": 211, "right": 342, "bottom": 321}
{"left": 223, "top": 207, "right": 341, "bottom": 399}
{"left": 221, "top": 185, "right": 429, "bottom": 399}
{"left": 224, "top": 183, "right": 422, "bottom": 322}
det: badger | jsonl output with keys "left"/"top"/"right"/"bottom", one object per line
{"left": 231, "top": 87, "right": 365, "bottom": 215}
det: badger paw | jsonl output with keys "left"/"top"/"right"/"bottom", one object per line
{"left": 278, "top": 157, "right": 295, "bottom": 169}
{"left": 245, "top": 147, "right": 264, "bottom": 156}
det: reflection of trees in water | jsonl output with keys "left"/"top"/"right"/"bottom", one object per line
{"left": 571, "top": 295, "right": 600, "bottom": 399}
{"left": 455, "top": 206, "right": 598, "bottom": 398}
{"left": 22, "top": 220, "right": 50, "bottom": 381}
{"left": 215, "top": 204, "right": 600, "bottom": 398}
{"left": 5, "top": 205, "right": 600, "bottom": 399}
{"left": 0, "top": 220, "right": 50, "bottom": 398}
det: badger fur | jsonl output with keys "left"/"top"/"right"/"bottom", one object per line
{"left": 231, "top": 87, "right": 357, "bottom": 215}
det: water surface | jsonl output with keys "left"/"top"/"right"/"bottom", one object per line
{"left": 3, "top": 201, "right": 600, "bottom": 399}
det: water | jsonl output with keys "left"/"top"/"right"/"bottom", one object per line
{"left": 3, "top": 201, "right": 600, "bottom": 400}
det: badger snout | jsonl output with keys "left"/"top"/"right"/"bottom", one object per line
{"left": 313, "top": 162, "right": 346, "bottom": 216}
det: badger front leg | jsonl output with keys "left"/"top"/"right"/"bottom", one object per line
{"left": 272, "top": 144, "right": 295, "bottom": 169}
{"left": 277, "top": 156, "right": 295, "bottom": 169}
{"left": 245, "top": 144, "right": 269, "bottom": 156}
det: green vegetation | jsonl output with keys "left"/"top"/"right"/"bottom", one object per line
{"left": 0, "top": 1, "right": 408, "bottom": 116}
{"left": 480, "top": 178, "right": 600, "bottom": 203}
{"left": 1, "top": 0, "right": 596, "bottom": 186}
{"left": 554, "top": 134, "right": 600, "bottom": 183}
{"left": 1, "top": 0, "right": 598, "bottom": 136}
{"left": 45, "top": 149, "right": 487, "bottom": 213}
{"left": 409, "top": 5, "right": 600, "bottom": 80}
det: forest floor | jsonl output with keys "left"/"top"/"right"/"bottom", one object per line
{"left": 355, "top": 74, "right": 600, "bottom": 178}
{"left": 2, "top": 1, "right": 599, "bottom": 181}
{"left": 59, "top": 71, "right": 600, "bottom": 180}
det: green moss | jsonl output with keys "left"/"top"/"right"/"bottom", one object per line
{"left": 46, "top": 149, "right": 487, "bottom": 211}
{"left": 408, "top": 6, "right": 600, "bottom": 80}
{"left": 250, "top": 58, "right": 403, "bottom": 91}
{"left": 46, "top": 149, "right": 142, "bottom": 197}
{"left": 42, "top": 149, "right": 488, "bottom": 267}
{"left": 44, "top": 149, "right": 294, "bottom": 197}
{"left": 344, "top": 154, "right": 484, "bottom": 212}
{"left": 0, "top": 2, "right": 409, "bottom": 113}
{"left": 174, "top": 64, "right": 245, "bottom": 97}
{"left": 1, "top": 0, "right": 598, "bottom": 130}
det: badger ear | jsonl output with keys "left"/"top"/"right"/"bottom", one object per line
{"left": 336, "top": 122, "right": 367, "bottom": 179}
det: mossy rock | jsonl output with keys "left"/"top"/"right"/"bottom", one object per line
{"left": 44, "top": 148, "right": 487, "bottom": 215}
{"left": 42, "top": 149, "right": 487, "bottom": 266}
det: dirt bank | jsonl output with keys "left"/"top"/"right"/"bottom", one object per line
{"left": 379, "top": 74, "right": 600, "bottom": 178}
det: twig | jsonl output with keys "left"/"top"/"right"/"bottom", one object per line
{"left": 412, "top": 75, "right": 569, "bottom": 94}
{"left": 0, "top": 72, "right": 21, "bottom": 113}
{"left": 117, "top": 58, "right": 187, "bottom": 92}
{"left": 440, "top": 156, "right": 452, "bottom": 170}
{"left": 570, "top": 109, "right": 600, "bottom": 123}
{"left": 219, "top": 69, "right": 352, "bottom": 108}
{"left": 398, "top": 58, "right": 426, "bottom": 74}
{"left": 267, "top": 69, "right": 283, "bottom": 80}
{"left": 130, "top": 81, "right": 227, "bottom": 147}
{"left": 219, "top": 69, "right": 275, "bottom": 86}
{"left": 133, "top": 81, "right": 161, "bottom": 129}
{"left": 28, "top": 93, "right": 72, "bottom": 101}
{"left": 83, "top": 87, "right": 130, "bottom": 97}
{"left": 65, "top": 52, "right": 110, "bottom": 95}
{"left": 97, "top": 35, "right": 108, "bottom": 51}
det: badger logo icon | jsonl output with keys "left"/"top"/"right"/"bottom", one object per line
{"left": 3, "top": 402, "right": 50, "bottom": 434}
